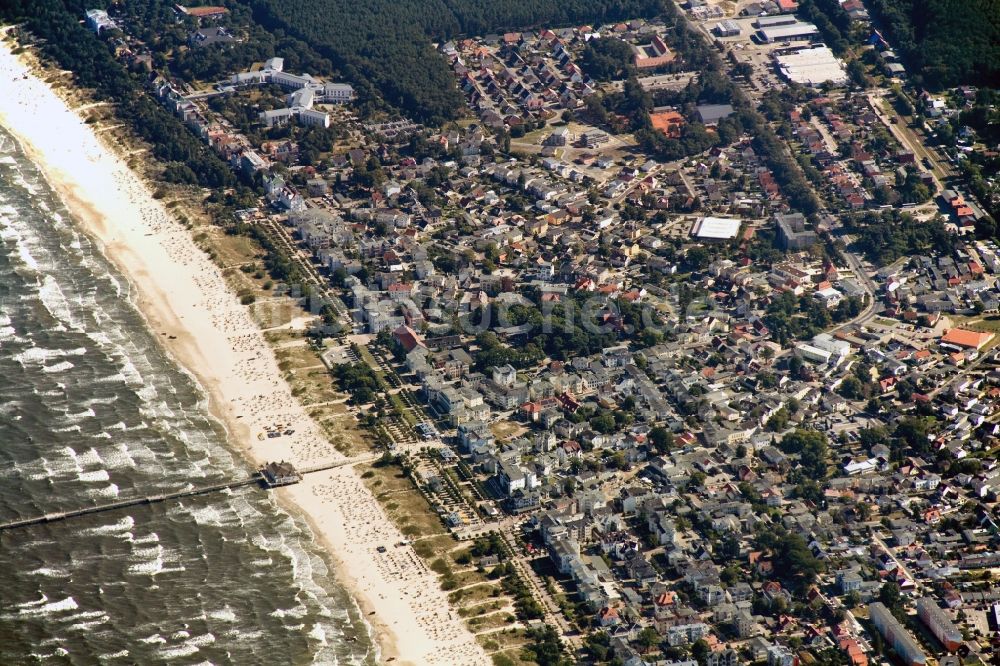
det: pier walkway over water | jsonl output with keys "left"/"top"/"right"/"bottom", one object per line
{"left": 0, "top": 454, "right": 377, "bottom": 533}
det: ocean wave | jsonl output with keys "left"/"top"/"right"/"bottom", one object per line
{"left": 43, "top": 360, "right": 75, "bottom": 373}
{"left": 269, "top": 606, "right": 308, "bottom": 620}
{"left": 220, "top": 628, "right": 264, "bottom": 641}
{"left": 51, "top": 424, "right": 82, "bottom": 433}
{"left": 156, "top": 644, "right": 199, "bottom": 660}
{"left": 184, "top": 504, "right": 241, "bottom": 528}
{"left": 93, "top": 483, "right": 119, "bottom": 498}
{"left": 77, "top": 470, "right": 110, "bottom": 483}
{"left": 60, "top": 610, "right": 108, "bottom": 623}
{"left": 25, "top": 566, "right": 70, "bottom": 578}
{"left": 127, "top": 543, "right": 185, "bottom": 576}
{"left": 98, "top": 650, "right": 129, "bottom": 661}
{"left": 308, "top": 623, "right": 328, "bottom": 646}
{"left": 13, "top": 345, "right": 85, "bottom": 364}
{"left": 208, "top": 607, "right": 238, "bottom": 623}
{"left": 66, "top": 619, "right": 109, "bottom": 632}
{"left": 82, "top": 515, "right": 134, "bottom": 535}
{"left": 16, "top": 596, "right": 78, "bottom": 617}
{"left": 62, "top": 407, "right": 96, "bottom": 422}
{"left": 15, "top": 593, "right": 50, "bottom": 608}
{"left": 38, "top": 274, "right": 79, "bottom": 328}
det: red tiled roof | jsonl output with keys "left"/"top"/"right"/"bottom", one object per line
{"left": 942, "top": 328, "right": 994, "bottom": 349}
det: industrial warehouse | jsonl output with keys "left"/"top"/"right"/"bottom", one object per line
{"left": 754, "top": 15, "right": 820, "bottom": 43}
{"left": 775, "top": 45, "right": 848, "bottom": 86}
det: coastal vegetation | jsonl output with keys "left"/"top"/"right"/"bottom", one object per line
{"left": 868, "top": 0, "right": 1000, "bottom": 88}
{"left": 0, "top": 0, "right": 234, "bottom": 189}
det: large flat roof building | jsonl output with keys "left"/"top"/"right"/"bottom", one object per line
{"left": 713, "top": 20, "right": 741, "bottom": 37}
{"left": 775, "top": 46, "right": 848, "bottom": 86}
{"left": 693, "top": 216, "right": 742, "bottom": 241}
{"left": 755, "top": 15, "right": 799, "bottom": 29}
{"left": 696, "top": 104, "right": 735, "bottom": 126}
{"left": 756, "top": 21, "right": 820, "bottom": 43}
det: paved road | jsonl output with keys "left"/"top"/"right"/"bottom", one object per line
{"left": 831, "top": 249, "right": 879, "bottom": 333}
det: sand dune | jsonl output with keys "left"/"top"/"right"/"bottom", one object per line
{"left": 0, "top": 31, "right": 487, "bottom": 666}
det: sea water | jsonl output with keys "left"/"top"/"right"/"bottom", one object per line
{"left": 0, "top": 126, "right": 375, "bottom": 664}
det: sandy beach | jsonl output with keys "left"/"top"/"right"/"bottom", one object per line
{"left": 0, "top": 32, "right": 487, "bottom": 666}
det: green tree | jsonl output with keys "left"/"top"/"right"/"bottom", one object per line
{"left": 691, "top": 638, "right": 711, "bottom": 665}
{"left": 649, "top": 426, "right": 674, "bottom": 453}
{"left": 879, "top": 581, "right": 901, "bottom": 611}
{"left": 635, "top": 626, "right": 661, "bottom": 653}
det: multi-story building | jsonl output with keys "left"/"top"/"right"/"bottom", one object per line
{"left": 868, "top": 602, "right": 927, "bottom": 666}
{"left": 775, "top": 212, "right": 819, "bottom": 251}
{"left": 916, "top": 598, "right": 964, "bottom": 652}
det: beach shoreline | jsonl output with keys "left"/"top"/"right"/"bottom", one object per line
{"left": 0, "top": 31, "right": 487, "bottom": 666}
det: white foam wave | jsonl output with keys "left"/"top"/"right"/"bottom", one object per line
{"left": 308, "top": 623, "right": 328, "bottom": 646}
{"left": 83, "top": 515, "right": 134, "bottom": 535}
{"left": 208, "top": 607, "right": 238, "bottom": 623}
{"left": 78, "top": 470, "right": 110, "bottom": 483}
{"left": 94, "top": 483, "right": 119, "bottom": 498}
{"left": 17, "top": 596, "right": 78, "bottom": 616}
{"left": 43, "top": 360, "right": 75, "bottom": 373}
{"left": 60, "top": 610, "right": 108, "bottom": 623}
{"left": 157, "top": 644, "right": 199, "bottom": 659}
{"left": 16, "top": 593, "right": 49, "bottom": 608}
{"left": 38, "top": 275, "right": 79, "bottom": 328}
{"left": 52, "top": 424, "right": 82, "bottom": 433}
{"left": 26, "top": 567, "right": 69, "bottom": 578}
{"left": 62, "top": 407, "right": 96, "bottom": 422}
{"left": 269, "top": 606, "right": 308, "bottom": 620}
{"left": 14, "top": 346, "right": 81, "bottom": 364}
{"left": 99, "top": 650, "right": 129, "bottom": 660}
{"left": 67, "top": 619, "right": 108, "bottom": 632}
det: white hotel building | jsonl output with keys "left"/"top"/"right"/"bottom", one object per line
{"left": 232, "top": 57, "right": 355, "bottom": 128}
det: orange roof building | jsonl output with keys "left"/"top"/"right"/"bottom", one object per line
{"left": 176, "top": 5, "right": 229, "bottom": 18}
{"left": 941, "top": 327, "right": 994, "bottom": 350}
{"left": 649, "top": 110, "right": 685, "bottom": 138}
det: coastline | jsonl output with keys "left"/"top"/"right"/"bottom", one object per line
{"left": 0, "top": 32, "right": 487, "bottom": 666}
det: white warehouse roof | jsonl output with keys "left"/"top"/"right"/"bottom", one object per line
{"left": 693, "top": 216, "right": 742, "bottom": 240}
{"left": 758, "top": 22, "right": 820, "bottom": 42}
{"left": 775, "top": 46, "right": 848, "bottom": 86}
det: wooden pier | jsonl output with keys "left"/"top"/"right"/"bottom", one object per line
{"left": 0, "top": 455, "right": 376, "bottom": 533}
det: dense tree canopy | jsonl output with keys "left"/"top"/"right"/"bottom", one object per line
{"left": 846, "top": 210, "right": 954, "bottom": 265}
{"left": 246, "top": 0, "right": 663, "bottom": 123}
{"left": 869, "top": 0, "right": 1000, "bottom": 88}
{"left": 580, "top": 37, "right": 636, "bottom": 82}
